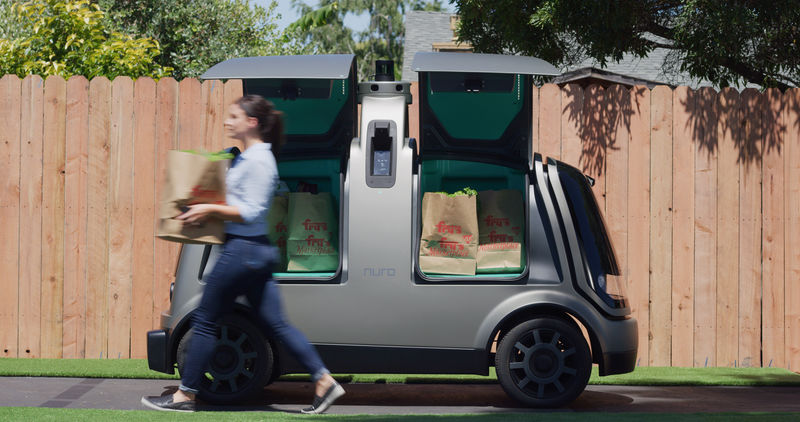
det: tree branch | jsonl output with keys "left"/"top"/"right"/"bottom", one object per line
{"left": 644, "top": 39, "right": 677, "bottom": 50}
{"left": 722, "top": 58, "right": 792, "bottom": 90}
{"left": 645, "top": 22, "right": 675, "bottom": 41}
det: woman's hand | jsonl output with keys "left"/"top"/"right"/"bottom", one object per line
{"left": 176, "top": 204, "right": 216, "bottom": 226}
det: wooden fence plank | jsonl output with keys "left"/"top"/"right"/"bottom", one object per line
{"left": 561, "top": 84, "right": 584, "bottom": 168}
{"left": 41, "top": 76, "right": 67, "bottom": 358}
{"left": 694, "top": 87, "right": 718, "bottom": 367}
{"left": 605, "top": 85, "right": 635, "bottom": 362}
{"left": 582, "top": 85, "right": 607, "bottom": 212}
{"left": 63, "top": 76, "right": 89, "bottom": 358}
{"left": 222, "top": 80, "right": 244, "bottom": 149}
{"left": 649, "top": 86, "right": 672, "bottom": 366}
{"left": 786, "top": 88, "right": 800, "bottom": 372}
{"left": 715, "top": 88, "right": 741, "bottom": 367}
{"left": 538, "top": 84, "right": 561, "bottom": 160}
{"left": 179, "top": 78, "right": 203, "bottom": 151}
{"left": 131, "top": 77, "right": 157, "bottom": 358}
{"left": 620, "top": 86, "right": 652, "bottom": 365}
{"left": 18, "top": 75, "right": 44, "bottom": 358}
{"left": 629, "top": 86, "right": 652, "bottom": 365}
{"left": 153, "top": 78, "right": 179, "bottom": 323}
{"left": 762, "top": 88, "right": 785, "bottom": 368}
{"left": 671, "top": 86, "right": 695, "bottom": 367}
{"left": 0, "top": 75, "right": 21, "bottom": 358}
{"left": 409, "top": 83, "right": 419, "bottom": 143}
{"left": 203, "top": 80, "right": 225, "bottom": 152}
{"left": 738, "top": 89, "right": 763, "bottom": 367}
{"left": 86, "top": 77, "right": 111, "bottom": 359}
{"left": 108, "top": 77, "right": 135, "bottom": 358}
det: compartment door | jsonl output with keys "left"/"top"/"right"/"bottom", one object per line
{"left": 417, "top": 70, "right": 532, "bottom": 170}
{"left": 202, "top": 54, "right": 358, "bottom": 164}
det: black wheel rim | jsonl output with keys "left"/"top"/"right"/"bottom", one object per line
{"left": 507, "top": 327, "right": 579, "bottom": 399}
{"left": 204, "top": 325, "right": 260, "bottom": 394}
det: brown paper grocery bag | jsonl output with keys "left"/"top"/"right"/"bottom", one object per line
{"left": 266, "top": 195, "right": 289, "bottom": 271}
{"left": 476, "top": 190, "right": 525, "bottom": 273}
{"left": 156, "top": 150, "right": 229, "bottom": 245}
{"left": 286, "top": 192, "right": 339, "bottom": 272}
{"left": 419, "top": 192, "right": 479, "bottom": 275}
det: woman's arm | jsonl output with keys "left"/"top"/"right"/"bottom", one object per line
{"left": 177, "top": 203, "right": 244, "bottom": 224}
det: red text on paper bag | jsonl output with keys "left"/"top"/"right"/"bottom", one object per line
{"left": 189, "top": 185, "right": 225, "bottom": 205}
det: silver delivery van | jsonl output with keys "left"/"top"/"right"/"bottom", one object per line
{"left": 146, "top": 53, "right": 637, "bottom": 408}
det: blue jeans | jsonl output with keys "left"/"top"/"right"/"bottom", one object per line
{"left": 180, "top": 234, "right": 329, "bottom": 394}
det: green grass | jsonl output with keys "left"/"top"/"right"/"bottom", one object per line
{"left": 1, "top": 358, "right": 799, "bottom": 386}
{"left": 1, "top": 408, "right": 799, "bottom": 422}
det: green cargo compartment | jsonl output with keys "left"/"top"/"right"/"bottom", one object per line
{"left": 275, "top": 158, "right": 341, "bottom": 278}
{"left": 419, "top": 159, "right": 527, "bottom": 278}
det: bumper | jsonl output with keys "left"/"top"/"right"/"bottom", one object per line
{"left": 596, "top": 316, "right": 638, "bottom": 376}
{"left": 147, "top": 329, "right": 174, "bottom": 374}
{"left": 600, "top": 349, "right": 637, "bottom": 375}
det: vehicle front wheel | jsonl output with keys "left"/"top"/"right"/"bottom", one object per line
{"left": 495, "top": 317, "right": 591, "bottom": 408}
{"left": 176, "top": 313, "right": 274, "bottom": 404}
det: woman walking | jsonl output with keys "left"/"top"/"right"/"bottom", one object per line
{"left": 142, "top": 95, "right": 344, "bottom": 414}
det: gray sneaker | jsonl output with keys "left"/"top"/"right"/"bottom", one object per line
{"left": 141, "top": 394, "right": 196, "bottom": 412}
{"left": 300, "top": 381, "right": 345, "bottom": 414}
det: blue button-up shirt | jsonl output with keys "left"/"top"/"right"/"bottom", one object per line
{"left": 224, "top": 142, "right": 278, "bottom": 237}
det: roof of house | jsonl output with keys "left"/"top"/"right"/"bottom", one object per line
{"left": 402, "top": 11, "right": 459, "bottom": 82}
{"left": 551, "top": 66, "right": 674, "bottom": 89}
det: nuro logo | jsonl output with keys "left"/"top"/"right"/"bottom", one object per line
{"left": 363, "top": 267, "right": 396, "bottom": 277}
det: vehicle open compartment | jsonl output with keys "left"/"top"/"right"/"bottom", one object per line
{"left": 273, "top": 158, "right": 342, "bottom": 279}
{"left": 202, "top": 55, "right": 358, "bottom": 281}
{"left": 410, "top": 53, "right": 558, "bottom": 281}
{"left": 418, "top": 159, "right": 528, "bottom": 279}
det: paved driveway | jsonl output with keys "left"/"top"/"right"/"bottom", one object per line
{"left": 2, "top": 377, "right": 799, "bottom": 414}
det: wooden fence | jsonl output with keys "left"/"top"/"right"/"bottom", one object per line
{"left": 1, "top": 74, "right": 798, "bottom": 371}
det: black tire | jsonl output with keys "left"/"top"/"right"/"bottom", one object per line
{"left": 176, "top": 313, "right": 274, "bottom": 404}
{"left": 495, "top": 317, "right": 591, "bottom": 408}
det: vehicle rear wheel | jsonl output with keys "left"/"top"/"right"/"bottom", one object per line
{"left": 176, "top": 313, "right": 274, "bottom": 404}
{"left": 495, "top": 317, "right": 591, "bottom": 408}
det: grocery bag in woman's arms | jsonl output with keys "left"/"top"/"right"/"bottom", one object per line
{"left": 156, "top": 150, "right": 231, "bottom": 244}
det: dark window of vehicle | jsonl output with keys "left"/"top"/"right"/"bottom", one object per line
{"left": 558, "top": 163, "right": 626, "bottom": 309}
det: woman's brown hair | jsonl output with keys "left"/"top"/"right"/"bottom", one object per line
{"left": 235, "top": 95, "right": 286, "bottom": 156}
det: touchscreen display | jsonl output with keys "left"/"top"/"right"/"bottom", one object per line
{"left": 372, "top": 150, "right": 391, "bottom": 176}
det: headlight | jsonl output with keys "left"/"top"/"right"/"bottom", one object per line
{"left": 595, "top": 273, "right": 628, "bottom": 309}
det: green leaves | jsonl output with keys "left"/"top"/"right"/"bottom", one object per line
{"left": 0, "top": 0, "right": 170, "bottom": 79}
{"left": 179, "top": 149, "right": 235, "bottom": 161}
{"left": 454, "top": 0, "right": 800, "bottom": 90}
{"left": 435, "top": 187, "right": 477, "bottom": 197}
{"left": 98, "top": 0, "right": 297, "bottom": 80}
{"left": 288, "top": 2, "right": 339, "bottom": 32}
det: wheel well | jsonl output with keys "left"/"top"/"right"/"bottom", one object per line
{"left": 487, "top": 305, "right": 603, "bottom": 367}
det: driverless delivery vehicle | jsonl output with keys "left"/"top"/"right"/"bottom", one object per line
{"left": 147, "top": 53, "right": 637, "bottom": 408}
